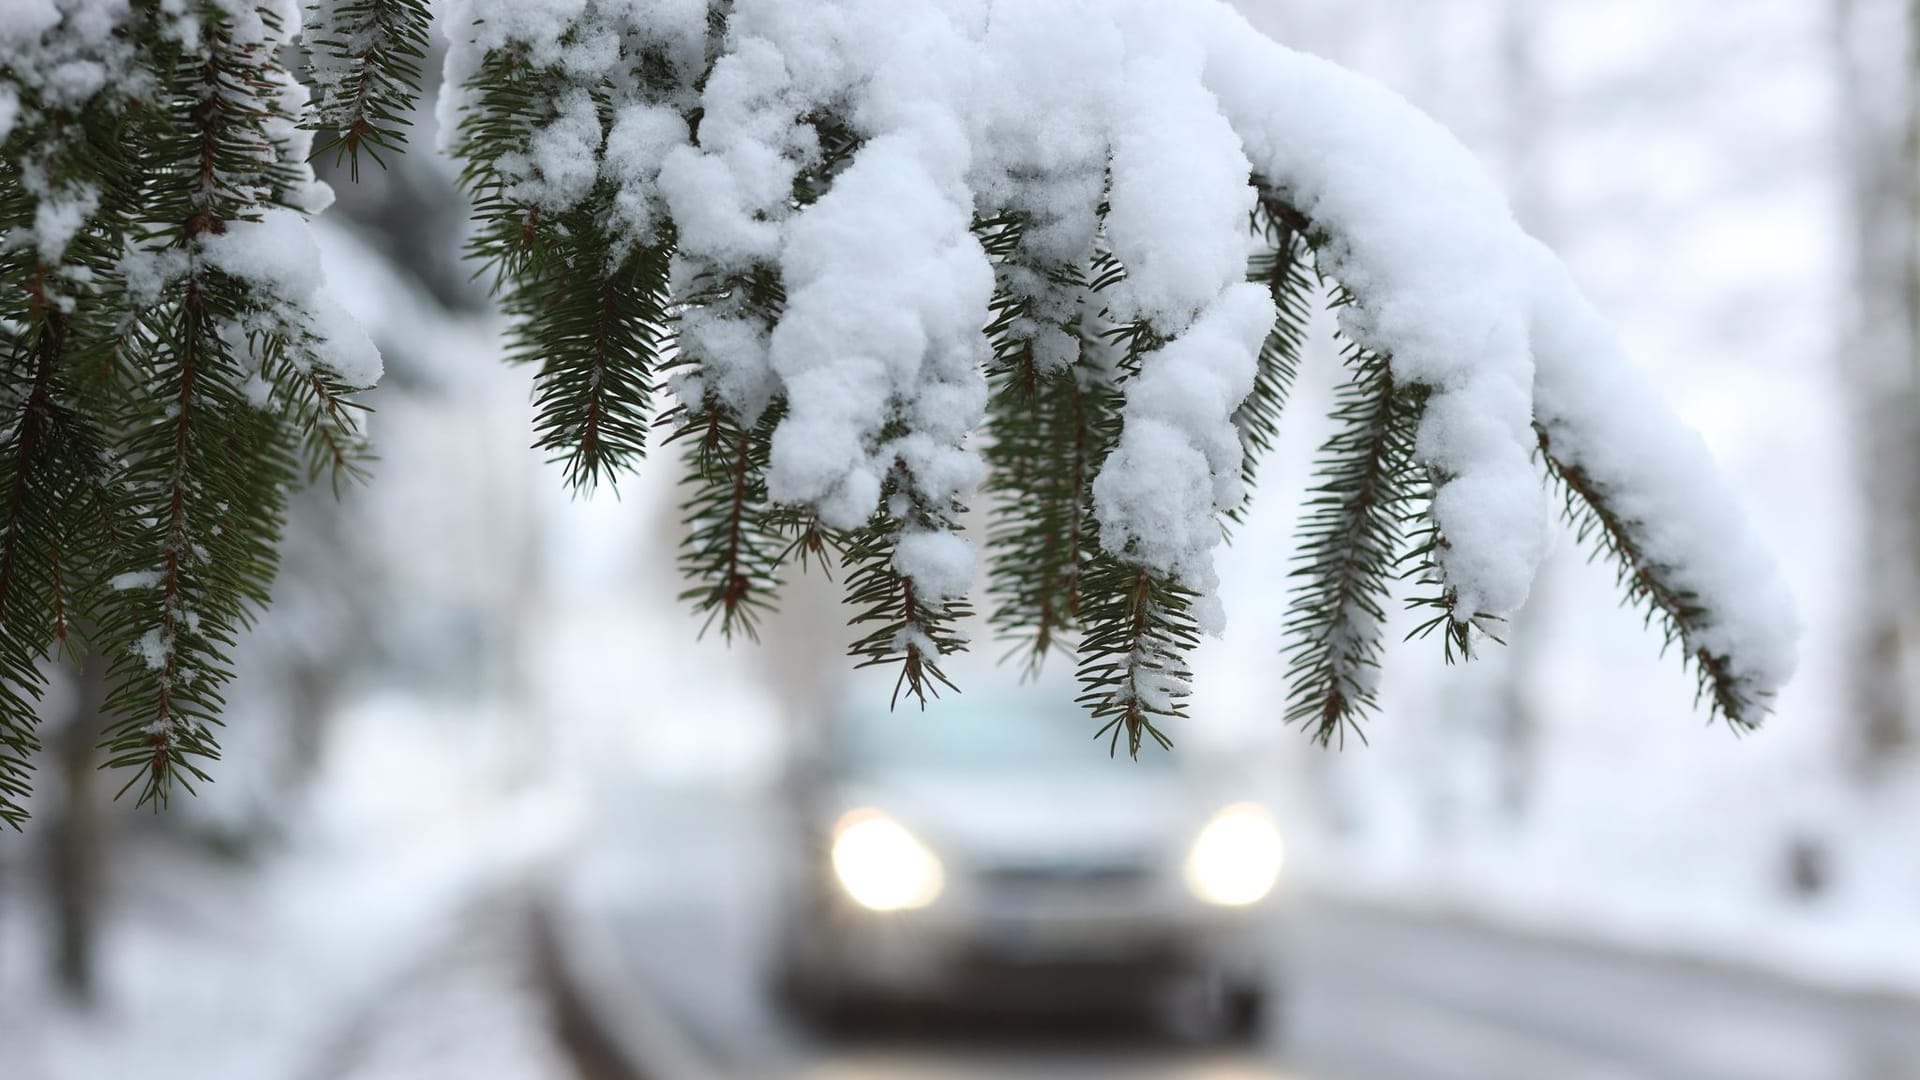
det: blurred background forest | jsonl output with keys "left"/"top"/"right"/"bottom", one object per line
{"left": 2, "top": 1, "right": 1918, "bottom": 1077}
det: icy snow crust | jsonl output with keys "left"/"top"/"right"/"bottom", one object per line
{"left": 428, "top": 0, "right": 1786, "bottom": 709}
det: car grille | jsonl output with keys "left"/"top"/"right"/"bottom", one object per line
{"left": 975, "top": 863, "right": 1155, "bottom": 894}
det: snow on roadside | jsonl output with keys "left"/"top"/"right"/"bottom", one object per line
{"left": 0, "top": 697, "right": 581, "bottom": 1080}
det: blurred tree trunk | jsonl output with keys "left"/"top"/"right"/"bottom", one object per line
{"left": 1834, "top": 0, "right": 1920, "bottom": 772}
{"left": 276, "top": 660, "right": 337, "bottom": 804}
{"left": 1910, "top": 0, "right": 1920, "bottom": 621}
{"left": 45, "top": 649, "right": 108, "bottom": 1004}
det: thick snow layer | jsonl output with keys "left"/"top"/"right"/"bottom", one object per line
{"left": 1197, "top": 9, "right": 1551, "bottom": 621}
{"left": 202, "top": 210, "right": 384, "bottom": 388}
{"left": 202, "top": 210, "right": 327, "bottom": 301}
{"left": 436, "top": 0, "right": 1798, "bottom": 703}
{"left": 31, "top": 183, "right": 97, "bottom": 262}
{"left": 1526, "top": 250, "right": 1800, "bottom": 701}
{"left": 1094, "top": 283, "right": 1275, "bottom": 632}
{"left": 603, "top": 101, "right": 688, "bottom": 244}
{"left": 713, "top": 0, "right": 995, "bottom": 572}
{"left": 525, "top": 88, "right": 603, "bottom": 212}
{"left": 1104, "top": 26, "right": 1256, "bottom": 336}
{"left": 971, "top": 2, "right": 1118, "bottom": 267}
{"left": 263, "top": 65, "right": 334, "bottom": 215}
{"left": 894, "top": 528, "right": 977, "bottom": 602}
{"left": 1195, "top": 0, "right": 1796, "bottom": 698}
{"left": 767, "top": 129, "right": 994, "bottom": 532}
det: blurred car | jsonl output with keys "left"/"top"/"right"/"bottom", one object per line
{"left": 769, "top": 691, "right": 1283, "bottom": 1037}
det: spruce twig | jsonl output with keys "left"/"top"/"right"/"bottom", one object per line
{"left": 842, "top": 500, "right": 975, "bottom": 710}
{"left": 1231, "top": 200, "right": 1314, "bottom": 520}
{"left": 1283, "top": 340, "right": 1424, "bottom": 746}
{"left": 665, "top": 402, "right": 787, "bottom": 642}
{"left": 1538, "top": 426, "right": 1764, "bottom": 727}
{"left": 95, "top": 9, "right": 315, "bottom": 809}
{"left": 1070, "top": 294, "right": 1200, "bottom": 756}
{"left": 303, "top": 0, "right": 434, "bottom": 178}
{"left": 980, "top": 214, "right": 1109, "bottom": 675}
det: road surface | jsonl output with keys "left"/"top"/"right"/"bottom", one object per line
{"left": 562, "top": 786, "right": 1920, "bottom": 1080}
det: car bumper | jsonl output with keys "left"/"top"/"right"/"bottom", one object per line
{"left": 789, "top": 895, "right": 1275, "bottom": 1007}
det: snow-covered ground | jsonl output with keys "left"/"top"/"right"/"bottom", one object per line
{"left": 0, "top": 698, "right": 578, "bottom": 1080}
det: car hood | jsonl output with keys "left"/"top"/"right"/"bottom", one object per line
{"left": 834, "top": 768, "right": 1203, "bottom": 868}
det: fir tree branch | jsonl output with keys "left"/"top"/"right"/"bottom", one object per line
{"left": 1283, "top": 340, "right": 1425, "bottom": 746}
{"left": 1071, "top": 294, "right": 1197, "bottom": 756}
{"left": 0, "top": 2, "right": 1800, "bottom": 825}
{"left": 0, "top": 347, "right": 122, "bottom": 826}
{"left": 1075, "top": 556, "right": 1198, "bottom": 758}
{"left": 96, "top": 9, "right": 308, "bottom": 809}
{"left": 1537, "top": 426, "right": 1764, "bottom": 726}
{"left": 980, "top": 215, "right": 1110, "bottom": 674}
{"left": 1231, "top": 200, "right": 1313, "bottom": 520}
{"left": 985, "top": 363, "right": 1105, "bottom": 675}
{"left": 666, "top": 402, "right": 788, "bottom": 642}
{"left": 842, "top": 465, "right": 974, "bottom": 710}
{"left": 0, "top": 26, "right": 157, "bottom": 823}
{"left": 453, "top": 50, "right": 562, "bottom": 286}
{"left": 453, "top": 46, "right": 669, "bottom": 491}
{"left": 1400, "top": 470, "right": 1498, "bottom": 663}
{"left": 509, "top": 234, "right": 669, "bottom": 490}
{"left": 275, "top": 356, "right": 373, "bottom": 492}
{"left": 660, "top": 103, "right": 868, "bottom": 641}
{"left": 662, "top": 262, "right": 794, "bottom": 640}
{"left": 0, "top": 323, "right": 68, "bottom": 826}
{"left": 303, "top": 0, "right": 434, "bottom": 178}
{"left": 1257, "top": 188, "right": 1493, "bottom": 667}
{"left": 773, "top": 506, "right": 843, "bottom": 579}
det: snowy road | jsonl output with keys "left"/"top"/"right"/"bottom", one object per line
{"left": 1280, "top": 908, "right": 1920, "bottom": 1080}
{"left": 564, "top": 787, "right": 1920, "bottom": 1080}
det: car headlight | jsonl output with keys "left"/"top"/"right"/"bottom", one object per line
{"left": 830, "top": 808, "right": 945, "bottom": 912}
{"left": 1185, "top": 802, "right": 1284, "bottom": 907}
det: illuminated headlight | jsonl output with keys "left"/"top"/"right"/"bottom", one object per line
{"left": 1185, "top": 803, "right": 1284, "bottom": 907}
{"left": 830, "top": 809, "right": 944, "bottom": 912}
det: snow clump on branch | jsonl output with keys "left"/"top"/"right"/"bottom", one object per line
{"left": 438, "top": 0, "right": 1799, "bottom": 718}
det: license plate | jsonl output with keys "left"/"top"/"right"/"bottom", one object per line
{"left": 977, "top": 911, "right": 1135, "bottom": 957}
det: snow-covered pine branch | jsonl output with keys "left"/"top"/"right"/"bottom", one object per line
{"left": 302, "top": 0, "right": 433, "bottom": 177}
{"left": 438, "top": 0, "right": 1796, "bottom": 731}
{"left": 0, "top": 0, "right": 1800, "bottom": 822}
{"left": 1283, "top": 334, "right": 1423, "bottom": 748}
{"left": 1, "top": 0, "right": 378, "bottom": 822}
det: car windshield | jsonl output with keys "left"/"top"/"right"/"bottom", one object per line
{"left": 836, "top": 695, "right": 1175, "bottom": 776}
